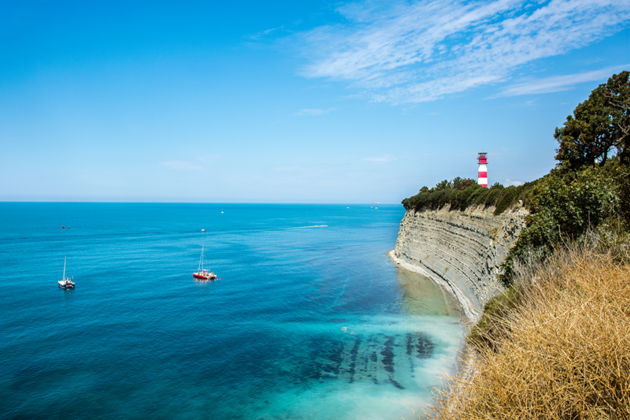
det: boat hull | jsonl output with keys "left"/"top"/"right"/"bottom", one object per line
{"left": 193, "top": 272, "right": 217, "bottom": 281}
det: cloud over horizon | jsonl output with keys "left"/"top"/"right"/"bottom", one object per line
{"left": 298, "top": 0, "right": 630, "bottom": 104}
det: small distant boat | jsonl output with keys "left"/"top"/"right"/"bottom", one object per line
{"left": 57, "top": 257, "right": 76, "bottom": 289}
{"left": 200, "top": 228, "right": 206, "bottom": 232}
{"left": 220, "top": 210, "right": 224, "bottom": 214}
{"left": 193, "top": 245, "right": 217, "bottom": 281}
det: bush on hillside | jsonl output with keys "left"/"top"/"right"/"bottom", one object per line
{"left": 402, "top": 179, "right": 534, "bottom": 215}
{"left": 501, "top": 160, "right": 627, "bottom": 283}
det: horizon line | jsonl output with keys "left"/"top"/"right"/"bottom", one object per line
{"left": 0, "top": 200, "right": 401, "bottom": 206}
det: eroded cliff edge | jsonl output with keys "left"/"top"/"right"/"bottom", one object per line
{"left": 390, "top": 205, "right": 528, "bottom": 322}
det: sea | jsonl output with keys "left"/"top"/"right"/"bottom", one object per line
{"left": 0, "top": 203, "right": 464, "bottom": 419}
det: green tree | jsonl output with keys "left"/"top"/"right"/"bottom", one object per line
{"left": 554, "top": 71, "right": 629, "bottom": 168}
{"left": 451, "top": 177, "right": 475, "bottom": 190}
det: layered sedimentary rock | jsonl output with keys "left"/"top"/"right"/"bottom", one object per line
{"left": 391, "top": 205, "right": 527, "bottom": 322}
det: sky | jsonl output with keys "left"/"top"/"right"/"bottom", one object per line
{"left": 1, "top": 0, "right": 629, "bottom": 203}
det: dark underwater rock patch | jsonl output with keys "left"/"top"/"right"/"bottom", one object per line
{"left": 347, "top": 336, "right": 361, "bottom": 383}
{"left": 295, "top": 331, "right": 436, "bottom": 388}
{"left": 415, "top": 333, "right": 434, "bottom": 359}
{"left": 380, "top": 336, "right": 395, "bottom": 373}
{"left": 406, "top": 333, "right": 414, "bottom": 356}
{"left": 390, "top": 378, "right": 405, "bottom": 389}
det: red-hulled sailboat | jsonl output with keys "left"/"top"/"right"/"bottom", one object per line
{"left": 193, "top": 245, "right": 217, "bottom": 281}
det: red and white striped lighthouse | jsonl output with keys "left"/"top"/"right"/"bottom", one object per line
{"left": 477, "top": 152, "right": 488, "bottom": 188}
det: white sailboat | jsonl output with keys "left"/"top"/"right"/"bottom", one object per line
{"left": 57, "top": 257, "right": 76, "bottom": 289}
{"left": 192, "top": 245, "right": 217, "bottom": 281}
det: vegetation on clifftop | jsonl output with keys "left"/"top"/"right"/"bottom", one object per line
{"left": 402, "top": 177, "right": 536, "bottom": 216}
{"left": 554, "top": 70, "right": 629, "bottom": 168}
{"left": 501, "top": 160, "right": 628, "bottom": 282}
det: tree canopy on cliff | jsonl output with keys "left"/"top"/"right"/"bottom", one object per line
{"left": 554, "top": 71, "right": 629, "bottom": 168}
{"left": 402, "top": 177, "right": 534, "bottom": 215}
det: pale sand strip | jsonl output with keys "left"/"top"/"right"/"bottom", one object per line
{"left": 388, "top": 250, "right": 481, "bottom": 324}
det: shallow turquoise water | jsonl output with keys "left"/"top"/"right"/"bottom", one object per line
{"left": 0, "top": 203, "right": 464, "bottom": 419}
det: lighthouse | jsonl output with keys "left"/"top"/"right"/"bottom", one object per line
{"left": 477, "top": 152, "right": 488, "bottom": 188}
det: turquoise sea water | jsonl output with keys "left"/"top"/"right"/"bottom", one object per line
{"left": 0, "top": 203, "right": 464, "bottom": 419}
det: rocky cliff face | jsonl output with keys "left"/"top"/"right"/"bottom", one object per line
{"left": 391, "top": 205, "right": 527, "bottom": 322}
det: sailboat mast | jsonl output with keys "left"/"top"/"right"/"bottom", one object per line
{"left": 63, "top": 256, "right": 67, "bottom": 280}
{"left": 199, "top": 246, "right": 204, "bottom": 271}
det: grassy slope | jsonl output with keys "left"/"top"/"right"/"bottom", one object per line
{"left": 431, "top": 241, "right": 630, "bottom": 419}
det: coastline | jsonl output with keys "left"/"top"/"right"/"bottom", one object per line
{"left": 388, "top": 250, "right": 480, "bottom": 323}
{"left": 388, "top": 249, "right": 481, "bottom": 415}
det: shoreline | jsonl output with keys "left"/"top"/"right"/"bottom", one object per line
{"left": 388, "top": 249, "right": 481, "bottom": 414}
{"left": 388, "top": 250, "right": 480, "bottom": 323}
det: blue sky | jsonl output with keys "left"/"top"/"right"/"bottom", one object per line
{"left": 1, "top": 0, "right": 629, "bottom": 203}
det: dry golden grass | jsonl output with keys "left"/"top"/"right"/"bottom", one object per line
{"left": 432, "top": 244, "right": 630, "bottom": 419}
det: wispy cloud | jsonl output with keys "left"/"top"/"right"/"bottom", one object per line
{"left": 499, "top": 65, "right": 630, "bottom": 96}
{"left": 506, "top": 179, "right": 525, "bottom": 186}
{"left": 160, "top": 160, "right": 204, "bottom": 172}
{"left": 363, "top": 155, "right": 397, "bottom": 163}
{"left": 249, "top": 25, "right": 285, "bottom": 41}
{"left": 297, "top": 0, "right": 630, "bottom": 104}
{"left": 295, "top": 107, "right": 335, "bottom": 116}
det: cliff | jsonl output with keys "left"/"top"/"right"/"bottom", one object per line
{"left": 390, "top": 205, "right": 528, "bottom": 322}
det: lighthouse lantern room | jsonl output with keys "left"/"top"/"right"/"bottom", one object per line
{"left": 477, "top": 152, "right": 488, "bottom": 188}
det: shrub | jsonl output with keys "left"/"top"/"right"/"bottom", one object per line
{"left": 502, "top": 160, "right": 625, "bottom": 284}
{"left": 402, "top": 179, "right": 532, "bottom": 215}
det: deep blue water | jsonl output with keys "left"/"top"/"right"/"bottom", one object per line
{"left": 0, "top": 203, "right": 464, "bottom": 419}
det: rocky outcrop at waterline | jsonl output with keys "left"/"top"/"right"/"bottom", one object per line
{"left": 390, "top": 205, "right": 528, "bottom": 322}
